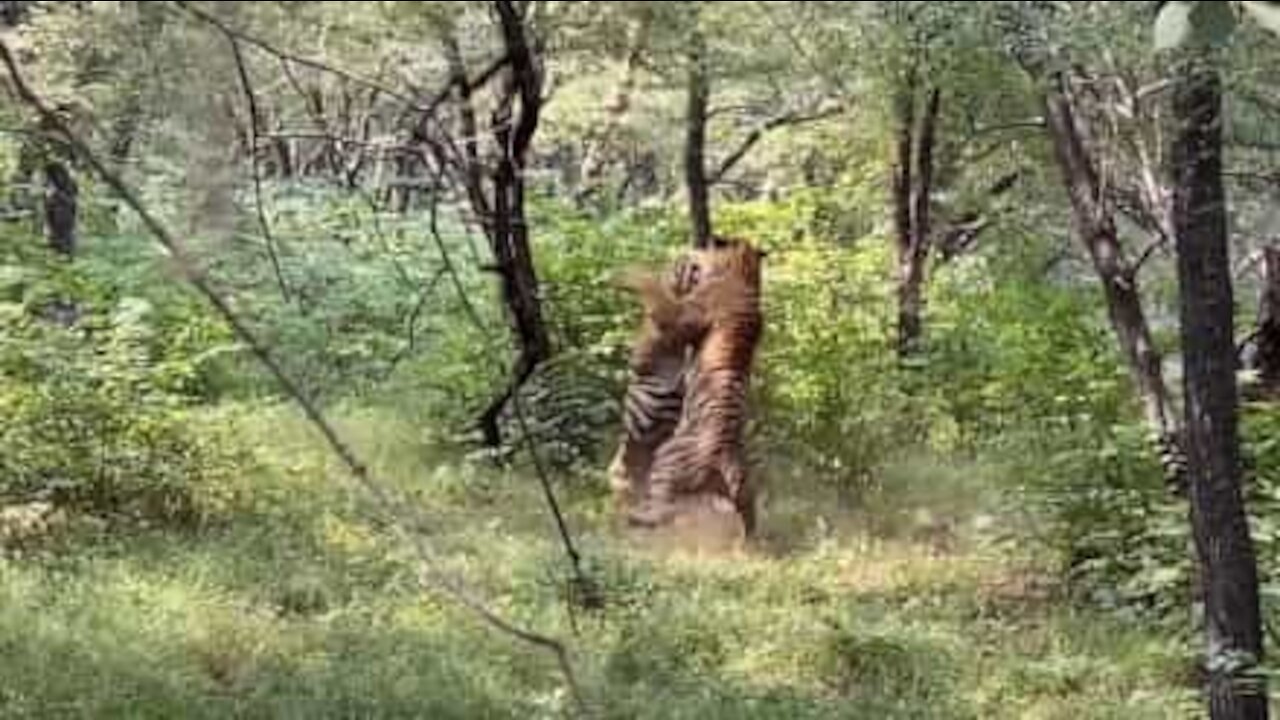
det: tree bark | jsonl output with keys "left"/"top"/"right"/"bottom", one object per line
{"left": 1172, "top": 54, "right": 1268, "bottom": 720}
{"left": 1042, "top": 72, "right": 1185, "bottom": 492}
{"left": 894, "top": 83, "right": 939, "bottom": 359}
{"left": 685, "top": 27, "right": 712, "bottom": 249}
{"left": 1254, "top": 246, "right": 1280, "bottom": 396}
{"left": 43, "top": 160, "right": 77, "bottom": 257}
{"left": 0, "top": 0, "right": 28, "bottom": 27}
{"left": 476, "top": 0, "right": 553, "bottom": 448}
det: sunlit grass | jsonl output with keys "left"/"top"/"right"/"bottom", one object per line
{"left": 0, "top": 404, "right": 1204, "bottom": 719}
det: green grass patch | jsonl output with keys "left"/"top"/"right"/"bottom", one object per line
{"left": 0, "top": 405, "right": 1205, "bottom": 719}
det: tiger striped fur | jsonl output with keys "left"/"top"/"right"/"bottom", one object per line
{"left": 622, "top": 238, "right": 767, "bottom": 537}
{"left": 606, "top": 253, "right": 702, "bottom": 512}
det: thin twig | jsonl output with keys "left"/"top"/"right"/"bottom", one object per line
{"left": 227, "top": 32, "right": 291, "bottom": 303}
{"left": 709, "top": 106, "right": 843, "bottom": 184}
{"left": 423, "top": 165, "right": 591, "bottom": 613}
{"left": 1131, "top": 235, "right": 1169, "bottom": 275}
{"left": 0, "top": 37, "right": 588, "bottom": 718}
{"left": 259, "top": 131, "right": 418, "bottom": 156}
{"left": 171, "top": 1, "right": 423, "bottom": 110}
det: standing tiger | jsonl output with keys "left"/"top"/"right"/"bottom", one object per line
{"left": 605, "top": 252, "right": 701, "bottom": 514}
{"left": 618, "top": 237, "right": 767, "bottom": 538}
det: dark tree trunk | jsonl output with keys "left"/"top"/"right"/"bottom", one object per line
{"left": 0, "top": 0, "right": 28, "bottom": 27}
{"left": 895, "top": 83, "right": 939, "bottom": 359}
{"left": 685, "top": 28, "right": 712, "bottom": 249}
{"left": 43, "top": 160, "right": 77, "bottom": 257}
{"left": 1042, "top": 72, "right": 1185, "bottom": 492}
{"left": 475, "top": 0, "right": 553, "bottom": 448}
{"left": 1172, "top": 55, "right": 1268, "bottom": 720}
{"left": 1254, "top": 246, "right": 1280, "bottom": 396}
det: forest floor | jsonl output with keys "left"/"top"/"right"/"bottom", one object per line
{"left": 0, "top": 404, "right": 1203, "bottom": 719}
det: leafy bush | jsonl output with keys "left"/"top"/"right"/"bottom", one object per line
{"left": 714, "top": 196, "right": 930, "bottom": 499}
{"left": 921, "top": 246, "right": 1192, "bottom": 614}
{"left": 0, "top": 242, "right": 246, "bottom": 531}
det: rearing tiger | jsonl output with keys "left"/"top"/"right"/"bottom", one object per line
{"left": 605, "top": 252, "right": 701, "bottom": 513}
{"left": 620, "top": 237, "right": 766, "bottom": 536}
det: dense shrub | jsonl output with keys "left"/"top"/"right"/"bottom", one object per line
{"left": 0, "top": 242, "right": 246, "bottom": 531}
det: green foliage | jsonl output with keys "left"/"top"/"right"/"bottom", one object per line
{"left": 928, "top": 254, "right": 1132, "bottom": 449}
{"left": 0, "top": 404, "right": 1198, "bottom": 718}
{"left": 1242, "top": 403, "right": 1280, "bottom": 616}
{"left": 757, "top": 234, "right": 917, "bottom": 496}
{"left": 0, "top": 243, "right": 246, "bottom": 532}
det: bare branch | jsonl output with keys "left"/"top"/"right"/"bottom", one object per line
{"left": 259, "top": 131, "right": 419, "bottom": 156}
{"left": 1225, "top": 170, "right": 1280, "bottom": 190}
{"left": 0, "top": 37, "right": 588, "bottom": 716}
{"left": 709, "top": 106, "right": 842, "bottom": 184}
{"left": 964, "top": 118, "right": 1047, "bottom": 140}
{"left": 1236, "top": 248, "right": 1267, "bottom": 281}
{"left": 172, "top": 1, "right": 422, "bottom": 109}
{"left": 1134, "top": 79, "right": 1174, "bottom": 104}
{"left": 1131, "top": 235, "right": 1169, "bottom": 275}
{"left": 226, "top": 31, "right": 290, "bottom": 302}
{"left": 935, "top": 170, "right": 1021, "bottom": 262}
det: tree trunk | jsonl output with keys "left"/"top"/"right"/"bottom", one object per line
{"left": 894, "top": 81, "right": 940, "bottom": 359}
{"left": 685, "top": 28, "right": 712, "bottom": 249}
{"left": 1254, "top": 246, "right": 1280, "bottom": 396}
{"left": 1172, "top": 54, "right": 1268, "bottom": 720}
{"left": 1042, "top": 73, "right": 1185, "bottom": 493}
{"left": 43, "top": 160, "right": 77, "bottom": 257}
{"left": 476, "top": 0, "right": 553, "bottom": 448}
{"left": 0, "top": 0, "right": 28, "bottom": 27}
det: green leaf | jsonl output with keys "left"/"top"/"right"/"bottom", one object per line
{"left": 1191, "top": 0, "right": 1239, "bottom": 47}
{"left": 1243, "top": 1, "right": 1280, "bottom": 37}
{"left": 1155, "top": 1, "right": 1195, "bottom": 50}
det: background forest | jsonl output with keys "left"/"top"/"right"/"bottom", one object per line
{"left": 3, "top": 1, "right": 1280, "bottom": 718}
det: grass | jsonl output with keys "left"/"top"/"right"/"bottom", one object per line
{"left": 0, "top": 403, "right": 1204, "bottom": 719}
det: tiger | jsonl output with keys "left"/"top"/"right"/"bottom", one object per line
{"left": 621, "top": 237, "right": 767, "bottom": 537}
{"left": 605, "top": 252, "right": 701, "bottom": 513}
{"left": 606, "top": 237, "right": 761, "bottom": 516}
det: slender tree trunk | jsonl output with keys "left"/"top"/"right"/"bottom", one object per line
{"left": 1042, "top": 73, "right": 1185, "bottom": 492}
{"left": 5, "top": 0, "right": 37, "bottom": 222}
{"left": 685, "top": 28, "right": 712, "bottom": 248}
{"left": 894, "top": 81, "right": 940, "bottom": 359}
{"left": 1254, "top": 246, "right": 1280, "bottom": 396}
{"left": 1172, "top": 54, "right": 1268, "bottom": 720}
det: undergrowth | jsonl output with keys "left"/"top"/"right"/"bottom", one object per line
{"left": 0, "top": 404, "right": 1202, "bottom": 719}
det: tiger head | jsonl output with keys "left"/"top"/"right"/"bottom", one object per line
{"left": 615, "top": 235, "right": 766, "bottom": 344}
{"left": 704, "top": 236, "right": 766, "bottom": 284}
